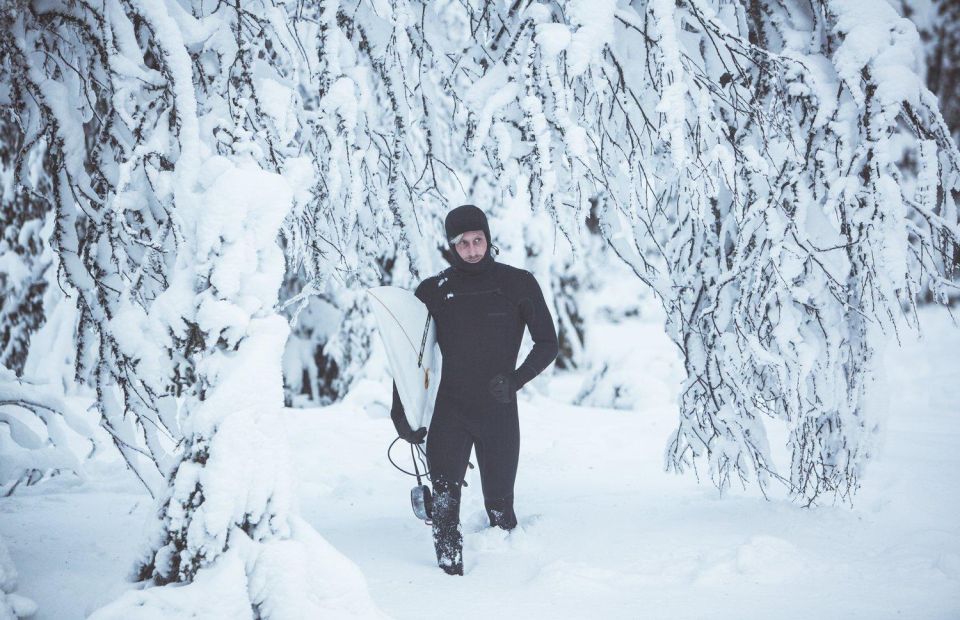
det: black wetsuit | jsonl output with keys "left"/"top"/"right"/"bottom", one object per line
{"left": 391, "top": 246, "right": 558, "bottom": 572}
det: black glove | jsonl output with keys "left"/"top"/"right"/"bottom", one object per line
{"left": 488, "top": 373, "right": 516, "bottom": 404}
{"left": 399, "top": 425, "right": 427, "bottom": 445}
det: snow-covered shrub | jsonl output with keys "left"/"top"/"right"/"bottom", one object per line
{"left": 574, "top": 363, "right": 639, "bottom": 411}
{"left": 0, "top": 366, "right": 95, "bottom": 496}
{"left": 279, "top": 274, "right": 342, "bottom": 405}
{"left": 0, "top": 535, "right": 36, "bottom": 619}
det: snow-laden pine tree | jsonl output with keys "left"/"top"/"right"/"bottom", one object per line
{"left": 440, "top": 0, "right": 959, "bottom": 503}
{"left": 3, "top": 0, "right": 382, "bottom": 614}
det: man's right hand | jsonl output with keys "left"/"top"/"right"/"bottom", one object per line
{"left": 400, "top": 426, "right": 427, "bottom": 445}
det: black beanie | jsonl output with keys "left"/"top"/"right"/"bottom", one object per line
{"left": 444, "top": 204, "right": 491, "bottom": 244}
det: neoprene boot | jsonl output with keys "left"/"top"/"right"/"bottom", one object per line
{"left": 431, "top": 487, "right": 464, "bottom": 575}
{"left": 484, "top": 495, "right": 518, "bottom": 530}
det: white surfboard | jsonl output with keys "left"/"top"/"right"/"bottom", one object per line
{"left": 367, "top": 286, "right": 441, "bottom": 433}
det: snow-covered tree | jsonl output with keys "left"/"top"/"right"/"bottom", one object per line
{"left": 902, "top": 0, "right": 960, "bottom": 146}
{"left": 3, "top": 0, "right": 383, "bottom": 614}
{"left": 2, "top": 0, "right": 180, "bottom": 494}
{"left": 0, "top": 111, "right": 53, "bottom": 378}
{"left": 281, "top": 0, "right": 514, "bottom": 404}
{"left": 433, "top": 0, "right": 960, "bottom": 503}
{"left": 0, "top": 107, "right": 92, "bottom": 496}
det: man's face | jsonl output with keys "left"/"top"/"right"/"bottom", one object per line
{"left": 454, "top": 230, "right": 488, "bottom": 263}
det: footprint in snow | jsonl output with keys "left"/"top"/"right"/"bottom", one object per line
{"left": 463, "top": 511, "right": 543, "bottom": 534}
{"left": 466, "top": 515, "right": 542, "bottom": 554}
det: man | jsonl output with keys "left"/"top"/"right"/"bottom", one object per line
{"left": 391, "top": 204, "right": 559, "bottom": 575}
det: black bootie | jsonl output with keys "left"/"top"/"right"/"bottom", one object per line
{"left": 484, "top": 495, "right": 518, "bottom": 530}
{"left": 431, "top": 487, "right": 464, "bottom": 575}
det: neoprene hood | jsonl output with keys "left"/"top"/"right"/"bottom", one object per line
{"left": 444, "top": 204, "right": 491, "bottom": 244}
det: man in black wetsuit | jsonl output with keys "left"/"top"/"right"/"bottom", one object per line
{"left": 390, "top": 204, "right": 559, "bottom": 576}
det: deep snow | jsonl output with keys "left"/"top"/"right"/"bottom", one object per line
{"left": 1, "top": 307, "right": 959, "bottom": 619}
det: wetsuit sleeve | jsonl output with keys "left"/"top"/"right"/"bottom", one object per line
{"left": 413, "top": 278, "right": 432, "bottom": 307}
{"left": 512, "top": 272, "right": 559, "bottom": 390}
{"left": 390, "top": 381, "right": 415, "bottom": 436}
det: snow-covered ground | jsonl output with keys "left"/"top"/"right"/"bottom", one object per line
{"left": 2, "top": 308, "right": 959, "bottom": 619}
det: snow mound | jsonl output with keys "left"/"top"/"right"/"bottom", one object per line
{"left": 0, "top": 536, "right": 36, "bottom": 619}
{"left": 696, "top": 535, "right": 807, "bottom": 586}
{"left": 535, "top": 560, "right": 621, "bottom": 592}
{"left": 468, "top": 521, "right": 537, "bottom": 555}
{"left": 89, "top": 517, "right": 384, "bottom": 620}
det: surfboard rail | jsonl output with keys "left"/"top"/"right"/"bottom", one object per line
{"left": 367, "top": 286, "right": 441, "bottom": 433}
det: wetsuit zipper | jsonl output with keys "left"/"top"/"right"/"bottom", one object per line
{"left": 447, "top": 288, "right": 502, "bottom": 297}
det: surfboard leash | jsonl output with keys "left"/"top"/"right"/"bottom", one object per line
{"left": 387, "top": 437, "right": 431, "bottom": 479}
{"left": 386, "top": 438, "right": 474, "bottom": 486}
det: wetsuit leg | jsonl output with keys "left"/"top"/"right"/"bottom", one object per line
{"left": 426, "top": 404, "right": 473, "bottom": 575}
{"left": 474, "top": 407, "right": 520, "bottom": 530}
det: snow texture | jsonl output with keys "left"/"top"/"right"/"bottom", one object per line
{"left": 1, "top": 306, "right": 958, "bottom": 619}
{"left": 0, "top": 535, "right": 36, "bottom": 619}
